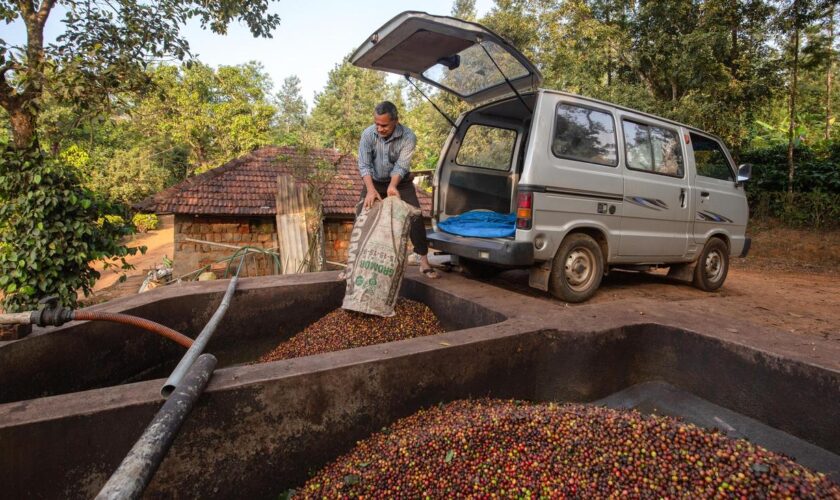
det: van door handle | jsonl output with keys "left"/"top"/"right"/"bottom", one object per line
{"left": 679, "top": 188, "right": 687, "bottom": 208}
{"left": 701, "top": 191, "right": 710, "bottom": 198}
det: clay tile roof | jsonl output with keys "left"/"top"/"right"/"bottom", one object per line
{"left": 135, "top": 146, "right": 431, "bottom": 217}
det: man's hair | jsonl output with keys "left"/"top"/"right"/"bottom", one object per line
{"left": 374, "top": 101, "right": 399, "bottom": 121}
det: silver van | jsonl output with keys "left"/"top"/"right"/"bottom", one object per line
{"left": 352, "top": 11, "right": 752, "bottom": 302}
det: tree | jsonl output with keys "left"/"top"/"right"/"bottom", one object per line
{"left": 825, "top": 4, "right": 835, "bottom": 141}
{"left": 309, "top": 56, "right": 402, "bottom": 154}
{"left": 775, "top": 0, "right": 823, "bottom": 193}
{"left": 0, "top": 1, "right": 280, "bottom": 311}
{"left": 0, "top": 146, "right": 138, "bottom": 311}
{"left": 275, "top": 75, "right": 308, "bottom": 143}
{"left": 451, "top": 0, "right": 478, "bottom": 21}
{"left": 0, "top": 0, "right": 280, "bottom": 150}
{"left": 67, "top": 61, "right": 277, "bottom": 198}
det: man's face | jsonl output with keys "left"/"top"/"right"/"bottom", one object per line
{"left": 374, "top": 112, "right": 397, "bottom": 138}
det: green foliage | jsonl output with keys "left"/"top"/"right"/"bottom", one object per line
{"left": 748, "top": 190, "right": 840, "bottom": 229}
{"left": 41, "top": 61, "right": 277, "bottom": 205}
{"left": 1, "top": 0, "right": 281, "bottom": 148}
{"left": 88, "top": 146, "right": 177, "bottom": 204}
{"left": 742, "top": 142, "right": 840, "bottom": 228}
{"left": 741, "top": 142, "right": 840, "bottom": 193}
{"left": 0, "top": 146, "right": 141, "bottom": 312}
{"left": 275, "top": 75, "right": 308, "bottom": 144}
{"left": 138, "top": 62, "right": 278, "bottom": 176}
{"left": 309, "top": 56, "right": 403, "bottom": 154}
{"left": 132, "top": 213, "right": 160, "bottom": 233}
{"left": 98, "top": 215, "right": 127, "bottom": 228}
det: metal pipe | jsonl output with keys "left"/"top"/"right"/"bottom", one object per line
{"left": 0, "top": 312, "right": 32, "bottom": 325}
{"left": 72, "top": 311, "right": 194, "bottom": 349}
{"left": 161, "top": 268, "right": 240, "bottom": 397}
{"left": 95, "top": 353, "right": 217, "bottom": 500}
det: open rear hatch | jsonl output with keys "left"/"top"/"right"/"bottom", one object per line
{"left": 350, "top": 11, "right": 541, "bottom": 104}
{"left": 351, "top": 12, "right": 540, "bottom": 267}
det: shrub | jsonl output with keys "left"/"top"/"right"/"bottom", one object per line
{"left": 741, "top": 143, "right": 840, "bottom": 229}
{"left": 0, "top": 146, "right": 142, "bottom": 312}
{"left": 741, "top": 144, "right": 840, "bottom": 194}
{"left": 747, "top": 191, "right": 840, "bottom": 229}
{"left": 132, "top": 213, "right": 159, "bottom": 233}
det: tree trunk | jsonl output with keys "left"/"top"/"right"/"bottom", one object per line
{"left": 787, "top": 7, "right": 800, "bottom": 196}
{"left": 729, "top": 0, "right": 740, "bottom": 79}
{"left": 1, "top": 0, "right": 50, "bottom": 151}
{"left": 605, "top": 9, "right": 612, "bottom": 87}
{"left": 9, "top": 105, "right": 37, "bottom": 150}
{"left": 827, "top": 4, "right": 835, "bottom": 142}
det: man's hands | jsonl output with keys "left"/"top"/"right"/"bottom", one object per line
{"left": 361, "top": 175, "right": 401, "bottom": 210}
{"left": 386, "top": 175, "right": 401, "bottom": 200}
{"left": 363, "top": 189, "right": 381, "bottom": 210}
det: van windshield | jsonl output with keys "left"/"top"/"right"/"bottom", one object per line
{"left": 422, "top": 41, "right": 530, "bottom": 98}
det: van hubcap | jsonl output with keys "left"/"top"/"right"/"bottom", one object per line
{"left": 704, "top": 250, "right": 724, "bottom": 282}
{"left": 565, "top": 248, "right": 595, "bottom": 291}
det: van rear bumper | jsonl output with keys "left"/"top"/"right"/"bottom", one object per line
{"left": 426, "top": 231, "right": 534, "bottom": 266}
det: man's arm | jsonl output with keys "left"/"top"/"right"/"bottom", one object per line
{"left": 358, "top": 127, "right": 376, "bottom": 178}
{"left": 359, "top": 128, "right": 381, "bottom": 209}
{"left": 391, "top": 129, "right": 416, "bottom": 179}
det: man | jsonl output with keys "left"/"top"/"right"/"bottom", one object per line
{"left": 358, "top": 101, "right": 437, "bottom": 278}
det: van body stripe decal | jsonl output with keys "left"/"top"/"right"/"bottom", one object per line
{"left": 624, "top": 196, "right": 668, "bottom": 211}
{"left": 696, "top": 211, "right": 733, "bottom": 223}
{"left": 518, "top": 184, "right": 623, "bottom": 201}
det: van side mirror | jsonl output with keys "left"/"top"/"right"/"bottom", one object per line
{"left": 736, "top": 163, "right": 752, "bottom": 183}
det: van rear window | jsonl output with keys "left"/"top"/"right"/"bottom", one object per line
{"left": 456, "top": 124, "right": 517, "bottom": 171}
{"left": 623, "top": 121, "right": 684, "bottom": 178}
{"left": 552, "top": 104, "right": 617, "bottom": 167}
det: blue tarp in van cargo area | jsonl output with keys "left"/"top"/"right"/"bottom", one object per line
{"left": 438, "top": 211, "right": 517, "bottom": 238}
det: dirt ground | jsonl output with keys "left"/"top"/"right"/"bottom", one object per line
{"left": 86, "top": 220, "right": 840, "bottom": 343}
{"left": 83, "top": 215, "right": 176, "bottom": 305}
{"left": 477, "top": 222, "right": 840, "bottom": 343}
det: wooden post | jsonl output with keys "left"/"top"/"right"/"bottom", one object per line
{"left": 275, "top": 175, "right": 325, "bottom": 274}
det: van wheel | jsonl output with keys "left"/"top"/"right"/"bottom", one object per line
{"left": 549, "top": 234, "right": 604, "bottom": 303}
{"left": 693, "top": 238, "right": 729, "bottom": 291}
{"left": 460, "top": 258, "right": 502, "bottom": 279}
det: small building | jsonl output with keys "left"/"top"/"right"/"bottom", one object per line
{"left": 135, "top": 146, "right": 431, "bottom": 278}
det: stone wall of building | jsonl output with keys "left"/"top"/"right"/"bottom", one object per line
{"left": 173, "top": 215, "right": 278, "bottom": 278}
{"left": 323, "top": 219, "right": 354, "bottom": 266}
{"left": 322, "top": 217, "right": 429, "bottom": 268}
{"left": 174, "top": 215, "right": 431, "bottom": 277}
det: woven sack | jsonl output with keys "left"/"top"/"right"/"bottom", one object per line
{"left": 341, "top": 197, "right": 420, "bottom": 317}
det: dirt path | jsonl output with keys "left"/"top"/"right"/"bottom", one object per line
{"left": 83, "top": 215, "right": 175, "bottom": 304}
{"left": 476, "top": 264, "right": 840, "bottom": 343}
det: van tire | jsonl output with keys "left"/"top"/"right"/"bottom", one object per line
{"left": 693, "top": 238, "right": 729, "bottom": 291}
{"left": 549, "top": 233, "right": 604, "bottom": 303}
{"left": 460, "top": 258, "right": 503, "bottom": 279}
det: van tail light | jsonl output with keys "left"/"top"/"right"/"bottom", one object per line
{"left": 516, "top": 192, "right": 533, "bottom": 230}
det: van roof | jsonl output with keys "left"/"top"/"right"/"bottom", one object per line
{"left": 538, "top": 89, "right": 729, "bottom": 145}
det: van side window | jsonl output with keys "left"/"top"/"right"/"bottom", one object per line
{"left": 690, "top": 133, "right": 734, "bottom": 181}
{"left": 622, "top": 120, "right": 684, "bottom": 177}
{"left": 456, "top": 124, "right": 517, "bottom": 171}
{"left": 552, "top": 104, "right": 617, "bottom": 166}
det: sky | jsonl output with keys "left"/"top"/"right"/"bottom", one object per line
{"left": 5, "top": 0, "right": 495, "bottom": 107}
